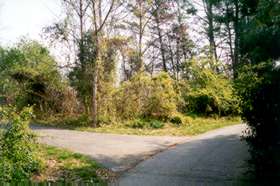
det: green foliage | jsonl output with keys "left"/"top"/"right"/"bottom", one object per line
{"left": 149, "top": 120, "right": 164, "bottom": 129}
{"left": 235, "top": 61, "right": 280, "bottom": 178}
{"left": 97, "top": 115, "right": 113, "bottom": 126}
{"left": 114, "top": 72, "right": 151, "bottom": 119}
{"left": 241, "top": 0, "right": 280, "bottom": 64}
{"left": 183, "top": 116, "right": 192, "bottom": 125}
{"left": 170, "top": 115, "right": 183, "bottom": 126}
{"left": 169, "top": 113, "right": 192, "bottom": 126}
{"left": 38, "top": 145, "right": 104, "bottom": 183}
{"left": 83, "top": 116, "right": 240, "bottom": 136}
{"left": 115, "top": 72, "right": 177, "bottom": 120}
{"left": 36, "top": 114, "right": 93, "bottom": 129}
{"left": 235, "top": 0, "right": 280, "bottom": 179}
{"left": 0, "top": 40, "right": 75, "bottom": 117}
{"left": 129, "top": 119, "right": 147, "bottom": 129}
{"left": 234, "top": 62, "right": 272, "bottom": 117}
{"left": 143, "top": 72, "right": 177, "bottom": 119}
{"left": 61, "top": 114, "right": 92, "bottom": 127}
{"left": 0, "top": 106, "right": 41, "bottom": 182}
{"left": 69, "top": 37, "right": 118, "bottom": 117}
{"left": 128, "top": 119, "right": 165, "bottom": 129}
{"left": 182, "top": 60, "right": 240, "bottom": 116}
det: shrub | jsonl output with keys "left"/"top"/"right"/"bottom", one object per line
{"left": 115, "top": 72, "right": 178, "bottom": 120}
{"left": 235, "top": 62, "right": 280, "bottom": 177}
{"left": 182, "top": 60, "right": 240, "bottom": 116}
{"left": 127, "top": 119, "right": 165, "bottom": 129}
{"left": 41, "top": 114, "right": 93, "bottom": 128}
{"left": 235, "top": 63, "right": 275, "bottom": 142}
{"left": 143, "top": 72, "right": 177, "bottom": 120}
{"left": 114, "top": 73, "right": 151, "bottom": 120}
{"left": 0, "top": 106, "right": 41, "bottom": 182}
{"left": 170, "top": 114, "right": 192, "bottom": 126}
{"left": 170, "top": 115, "right": 183, "bottom": 126}
{"left": 97, "top": 115, "right": 113, "bottom": 125}
{"left": 63, "top": 114, "right": 92, "bottom": 127}
{"left": 149, "top": 120, "right": 165, "bottom": 129}
{"left": 129, "top": 119, "right": 147, "bottom": 129}
{"left": 183, "top": 116, "right": 192, "bottom": 125}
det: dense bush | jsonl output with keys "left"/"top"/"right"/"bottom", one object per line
{"left": 170, "top": 115, "right": 183, "bottom": 126}
{"left": 128, "top": 119, "right": 165, "bottom": 129}
{"left": 115, "top": 72, "right": 177, "bottom": 120}
{"left": 0, "top": 40, "right": 79, "bottom": 117}
{"left": 129, "top": 119, "right": 147, "bottom": 129}
{"left": 235, "top": 62, "right": 280, "bottom": 178}
{"left": 143, "top": 72, "right": 177, "bottom": 119}
{"left": 149, "top": 120, "right": 165, "bottom": 129}
{"left": 182, "top": 61, "right": 240, "bottom": 116}
{"left": 37, "top": 114, "right": 94, "bottom": 128}
{"left": 59, "top": 114, "right": 92, "bottom": 127}
{"left": 0, "top": 106, "right": 41, "bottom": 182}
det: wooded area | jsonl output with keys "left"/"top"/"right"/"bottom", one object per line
{"left": 0, "top": 0, "right": 280, "bottom": 183}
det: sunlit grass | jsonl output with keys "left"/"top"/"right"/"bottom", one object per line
{"left": 34, "top": 145, "right": 107, "bottom": 184}
{"left": 77, "top": 116, "right": 241, "bottom": 136}
{"left": 1, "top": 123, "right": 107, "bottom": 184}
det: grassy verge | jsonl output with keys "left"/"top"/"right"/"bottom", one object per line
{"left": 33, "top": 145, "right": 108, "bottom": 184}
{"left": 80, "top": 117, "right": 241, "bottom": 136}
{"left": 36, "top": 116, "right": 241, "bottom": 136}
{"left": 0, "top": 127, "right": 110, "bottom": 184}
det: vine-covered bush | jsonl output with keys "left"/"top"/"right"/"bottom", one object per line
{"left": 0, "top": 106, "right": 41, "bottom": 182}
{"left": 115, "top": 72, "right": 177, "bottom": 120}
{"left": 0, "top": 40, "right": 80, "bottom": 119}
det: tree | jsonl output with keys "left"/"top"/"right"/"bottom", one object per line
{"left": 149, "top": 0, "right": 172, "bottom": 72}
{"left": 182, "top": 58, "right": 239, "bottom": 116}
{"left": 0, "top": 40, "right": 66, "bottom": 114}
{"left": 235, "top": 0, "right": 280, "bottom": 178}
{"left": 125, "top": 0, "right": 152, "bottom": 71}
{"left": 87, "top": 0, "right": 118, "bottom": 126}
{"left": 213, "top": 0, "right": 242, "bottom": 77}
{"left": 203, "top": 0, "right": 218, "bottom": 62}
{"left": 46, "top": 0, "right": 120, "bottom": 126}
{"left": 147, "top": 0, "right": 195, "bottom": 79}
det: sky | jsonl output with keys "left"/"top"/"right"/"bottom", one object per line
{"left": 0, "top": 0, "right": 62, "bottom": 46}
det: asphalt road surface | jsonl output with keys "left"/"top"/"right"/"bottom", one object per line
{"left": 117, "top": 124, "right": 250, "bottom": 185}
{"left": 33, "top": 126, "right": 189, "bottom": 172}
{"left": 33, "top": 124, "right": 250, "bottom": 185}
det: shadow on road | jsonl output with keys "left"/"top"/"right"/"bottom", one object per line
{"left": 115, "top": 132, "right": 258, "bottom": 185}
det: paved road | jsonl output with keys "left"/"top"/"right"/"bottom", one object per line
{"left": 33, "top": 126, "right": 189, "bottom": 172}
{"left": 117, "top": 125, "right": 251, "bottom": 185}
